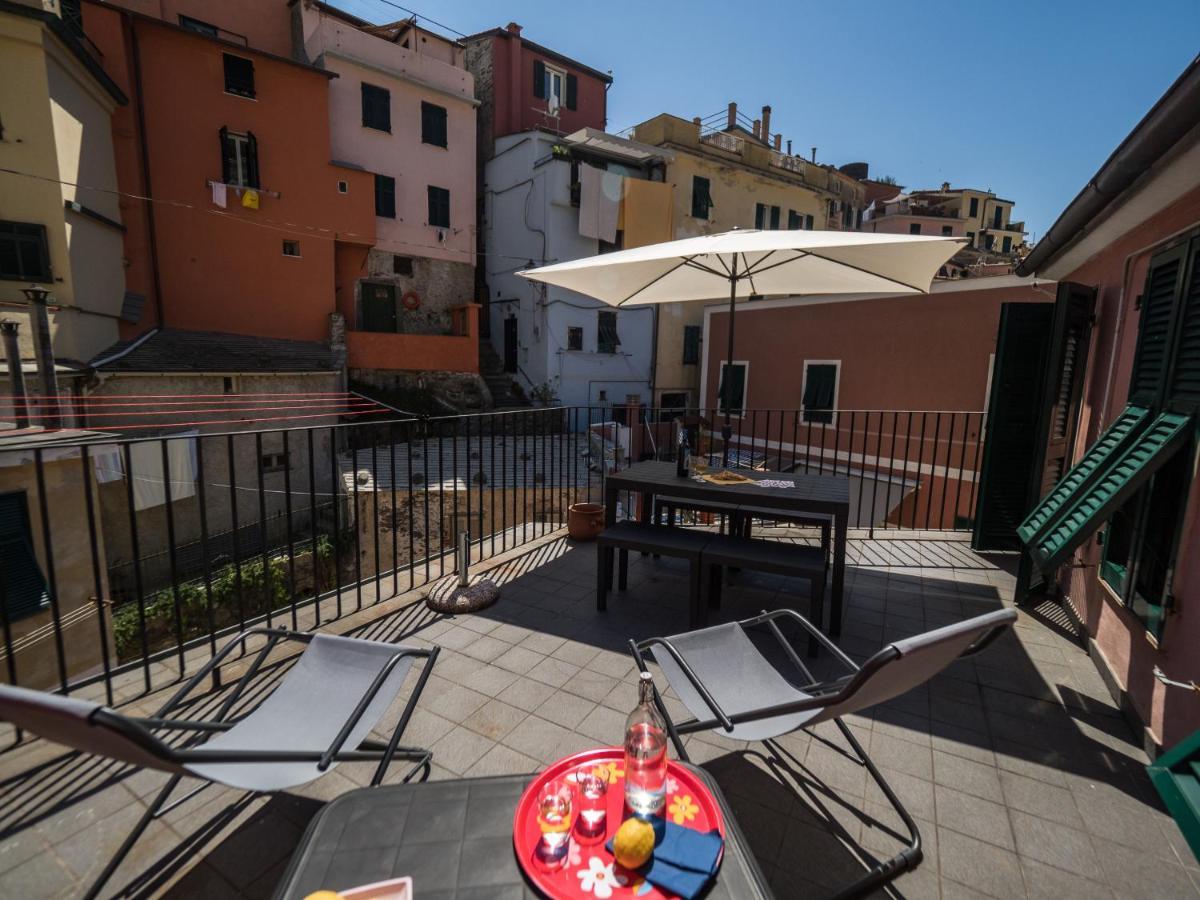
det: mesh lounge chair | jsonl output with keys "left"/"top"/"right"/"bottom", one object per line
{"left": 630, "top": 607, "right": 1016, "bottom": 899}
{"left": 0, "top": 627, "right": 439, "bottom": 900}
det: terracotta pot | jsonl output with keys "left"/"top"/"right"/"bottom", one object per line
{"left": 568, "top": 502, "right": 606, "bottom": 541}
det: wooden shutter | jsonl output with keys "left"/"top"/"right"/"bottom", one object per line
{"left": 682, "top": 325, "right": 700, "bottom": 364}
{"left": 565, "top": 73, "right": 577, "bottom": 110}
{"left": 1166, "top": 237, "right": 1200, "bottom": 412}
{"left": 245, "top": 131, "right": 260, "bottom": 188}
{"left": 219, "top": 126, "right": 233, "bottom": 184}
{"left": 533, "top": 60, "right": 546, "bottom": 98}
{"left": 0, "top": 492, "right": 50, "bottom": 622}
{"left": 1129, "top": 242, "right": 1187, "bottom": 405}
{"left": 802, "top": 364, "right": 836, "bottom": 424}
{"left": 719, "top": 364, "right": 746, "bottom": 415}
{"left": 754, "top": 203, "right": 765, "bottom": 229}
{"left": 769, "top": 206, "right": 781, "bottom": 230}
{"left": 597, "top": 311, "right": 619, "bottom": 353}
{"left": 972, "top": 302, "right": 1054, "bottom": 550}
{"left": 788, "top": 210, "right": 801, "bottom": 230}
{"left": 691, "top": 177, "right": 710, "bottom": 219}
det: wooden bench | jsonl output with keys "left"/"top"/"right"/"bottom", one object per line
{"left": 700, "top": 534, "right": 827, "bottom": 654}
{"left": 597, "top": 522, "right": 710, "bottom": 628}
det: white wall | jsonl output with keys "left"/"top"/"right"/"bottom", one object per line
{"left": 483, "top": 132, "right": 653, "bottom": 409}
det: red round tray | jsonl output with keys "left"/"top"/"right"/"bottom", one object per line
{"left": 512, "top": 748, "right": 725, "bottom": 899}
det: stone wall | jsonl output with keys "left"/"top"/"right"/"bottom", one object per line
{"left": 360, "top": 252, "right": 475, "bottom": 335}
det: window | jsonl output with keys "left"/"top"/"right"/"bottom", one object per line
{"left": 337, "top": 180, "right": 348, "bottom": 194}
{"left": 804, "top": 214, "right": 814, "bottom": 230}
{"left": 659, "top": 392, "right": 689, "bottom": 420}
{"left": 691, "top": 176, "right": 712, "bottom": 220}
{"left": 361, "top": 83, "right": 391, "bottom": 132}
{"left": 966, "top": 230, "right": 975, "bottom": 245}
{"left": 682, "top": 325, "right": 701, "bottom": 364}
{"left": 261, "top": 452, "right": 288, "bottom": 473}
{"left": 427, "top": 186, "right": 450, "bottom": 228}
{"left": 769, "top": 206, "right": 781, "bottom": 230}
{"left": 375, "top": 174, "right": 396, "bottom": 218}
{"left": 0, "top": 222, "right": 51, "bottom": 282}
{"left": 282, "top": 240, "right": 300, "bottom": 257}
{"left": 223, "top": 54, "right": 254, "bottom": 98}
{"left": 801, "top": 361, "right": 838, "bottom": 424}
{"left": 984, "top": 234, "right": 995, "bottom": 250}
{"left": 567, "top": 326, "right": 583, "bottom": 351}
{"left": 393, "top": 255, "right": 413, "bottom": 276}
{"left": 1002, "top": 236, "right": 1012, "bottom": 254}
{"left": 0, "top": 491, "right": 50, "bottom": 623}
{"left": 533, "top": 60, "right": 567, "bottom": 111}
{"left": 909, "top": 223, "right": 921, "bottom": 235}
{"left": 219, "top": 128, "right": 259, "bottom": 188}
{"left": 421, "top": 101, "right": 447, "bottom": 147}
{"left": 968, "top": 197, "right": 979, "bottom": 217}
{"left": 942, "top": 225, "right": 953, "bottom": 237}
{"left": 787, "top": 209, "right": 802, "bottom": 230}
{"left": 754, "top": 203, "right": 766, "bottom": 229}
{"left": 717, "top": 362, "right": 747, "bottom": 417}
{"left": 993, "top": 206, "right": 1004, "bottom": 229}
{"left": 597, "top": 311, "right": 619, "bottom": 354}
{"left": 179, "top": 14, "right": 218, "bottom": 36}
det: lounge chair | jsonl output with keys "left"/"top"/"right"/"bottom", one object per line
{"left": 629, "top": 608, "right": 1016, "bottom": 898}
{"left": 0, "top": 627, "right": 439, "bottom": 900}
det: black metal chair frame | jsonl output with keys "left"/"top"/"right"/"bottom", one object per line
{"left": 85, "top": 626, "right": 439, "bottom": 900}
{"left": 629, "top": 609, "right": 1010, "bottom": 900}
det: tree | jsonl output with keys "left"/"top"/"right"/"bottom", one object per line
{"left": 877, "top": 175, "right": 898, "bottom": 185}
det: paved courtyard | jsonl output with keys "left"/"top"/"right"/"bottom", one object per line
{"left": 0, "top": 529, "right": 1195, "bottom": 898}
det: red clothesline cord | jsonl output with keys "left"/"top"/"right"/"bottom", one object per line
{"left": 7, "top": 401, "right": 385, "bottom": 420}
{"left": 14, "top": 396, "right": 370, "bottom": 409}
{"left": 11, "top": 391, "right": 365, "bottom": 401}
{"left": 64, "top": 408, "right": 392, "bottom": 430}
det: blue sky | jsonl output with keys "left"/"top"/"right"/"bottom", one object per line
{"left": 334, "top": 0, "right": 1200, "bottom": 240}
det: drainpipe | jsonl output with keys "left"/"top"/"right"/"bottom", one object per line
{"left": 128, "top": 14, "right": 164, "bottom": 328}
{"left": 1, "top": 321, "right": 27, "bottom": 426}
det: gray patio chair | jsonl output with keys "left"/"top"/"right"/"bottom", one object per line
{"left": 0, "top": 627, "right": 439, "bottom": 900}
{"left": 629, "top": 607, "right": 1016, "bottom": 899}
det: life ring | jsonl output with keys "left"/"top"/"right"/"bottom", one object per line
{"left": 401, "top": 290, "right": 421, "bottom": 311}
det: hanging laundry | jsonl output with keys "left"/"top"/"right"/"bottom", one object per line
{"left": 210, "top": 181, "right": 227, "bottom": 209}
{"left": 578, "top": 163, "right": 620, "bottom": 244}
{"left": 128, "top": 431, "right": 198, "bottom": 511}
{"left": 90, "top": 444, "right": 124, "bottom": 483}
{"left": 241, "top": 188, "right": 260, "bottom": 210}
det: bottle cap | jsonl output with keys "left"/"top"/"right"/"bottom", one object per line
{"left": 638, "top": 671, "right": 653, "bottom": 683}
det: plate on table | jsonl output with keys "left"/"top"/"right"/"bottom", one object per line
{"left": 513, "top": 748, "right": 725, "bottom": 898}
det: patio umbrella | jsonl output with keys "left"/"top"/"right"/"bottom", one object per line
{"left": 518, "top": 228, "right": 964, "bottom": 455}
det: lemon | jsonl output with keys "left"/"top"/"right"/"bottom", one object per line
{"left": 613, "top": 816, "right": 655, "bottom": 869}
{"left": 303, "top": 892, "right": 342, "bottom": 900}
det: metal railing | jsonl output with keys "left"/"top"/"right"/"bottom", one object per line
{"left": 0, "top": 405, "right": 983, "bottom": 702}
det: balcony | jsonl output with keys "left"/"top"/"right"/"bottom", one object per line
{"left": 0, "top": 406, "right": 1186, "bottom": 898}
{"left": 347, "top": 303, "right": 480, "bottom": 374}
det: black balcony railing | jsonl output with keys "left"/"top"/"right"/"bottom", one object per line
{"left": 0, "top": 405, "right": 983, "bottom": 704}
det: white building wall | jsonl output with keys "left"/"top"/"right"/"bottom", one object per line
{"left": 483, "top": 132, "right": 654, "bottom": 410}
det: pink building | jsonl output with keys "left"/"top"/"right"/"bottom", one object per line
{"left": 1014, "top": 58, "right": 1200, "bottom": 755}
{"left": 295, "top": 2, "right": 479, "bottom": 381}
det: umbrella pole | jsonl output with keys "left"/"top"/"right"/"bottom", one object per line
{"left": 721, "top": 258, "right": 738, "bottom": 466}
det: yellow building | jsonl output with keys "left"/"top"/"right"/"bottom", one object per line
{"left": 630, "top": 105, "right": 865, "bottom": 409}
{"left": 0, "top": 0, "right": 128, "bottom": 389}
{"left": 913, "top": 184, "right": 1026, "bottom": 254}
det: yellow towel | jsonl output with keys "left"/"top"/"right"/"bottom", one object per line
{"left": 621, "top": 179, "right": 673, "bottom": 248}
{"left": 241, "top": 189, "right": 260, "bottom": 210}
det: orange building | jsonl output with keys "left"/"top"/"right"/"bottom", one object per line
{"left": 83, "top": 2, "right": 375, "bottom": 345}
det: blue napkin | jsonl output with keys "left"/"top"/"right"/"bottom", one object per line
{"left": 607, "top": 820, "right": 724, "bottom": 899}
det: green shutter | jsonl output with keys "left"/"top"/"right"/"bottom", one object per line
{"left": 691, "top": 177, "right": 711, "bottom": 219}
{"left": 565, "top": 73, "right": 578, "bottom": 110}
{"left": 802, "top": 364, "right": 836, "bottom": 424}
{"left": 1147, "top": 728, "right": 1200, "bottom": 863}
{"left": 719, "top": 364, "right": 746, "bottom": 415}
{"left": 682, "top": 325, "right": 700, "bottom": 364}
{"left": 533, "top": 60, "right": 546, "bottom": 99}
{"left": 1130, "top": 243, "right": 1187, "bottom": 405}
{"left": 1018, "top": 407, "right": 1190, "bottom": 571}
{"left": 1167, "top": 239, "right": 1200, "bottom": 411}
{"left": 0, "top": 492, "right": 50, "bottom": 622}
{"left": 754, "top": 203, "right": 765, "bottom": 229}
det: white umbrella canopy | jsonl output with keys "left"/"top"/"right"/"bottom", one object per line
{"left": 517, "top": 229, "right": 965, "bottom": 306}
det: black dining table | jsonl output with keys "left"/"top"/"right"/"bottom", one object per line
{"left": 603, "top": 460, "right": 851, "bottom": 636}
{"left": 274, "top": 768, "right": 774, "bottom": 899}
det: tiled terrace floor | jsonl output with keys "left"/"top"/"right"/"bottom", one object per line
{"left": 0, "top": 529, "right": 1195, "bottom": 899}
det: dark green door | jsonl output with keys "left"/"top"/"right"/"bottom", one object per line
{"left": 972, "top": 302, "right": 1054, "bottom": 551}
{"left": 361, "top": 284, "right": 398, "bottom": 333}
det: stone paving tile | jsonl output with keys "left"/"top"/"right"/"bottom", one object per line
{"left": 1, "top": 531, "right": 1191, "bottom": 899}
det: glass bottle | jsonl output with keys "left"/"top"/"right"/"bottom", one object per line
{"left": 676, "top": 427, "right": 691, "bottom": 477}
{"left": 624, "top": 672, "right": 668, "bottom": 817}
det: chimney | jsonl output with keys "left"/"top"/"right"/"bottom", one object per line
{"left": 811, "top": 146, "right": 817, "bottom": 162}
{"left": 727, "top": 102, "right": 737, "bottom": 130}
{"left": 941, "top": 181, "right": 950, "bottom": 192}
{"left": 761, "top": 105, "right": 771, "bottom": 141}
{"left": 1, "top": 321, "right": 27, "bottom": 427}
{"left": 752, "top": 118, "right": 761, "bottom": 139}
{"left": 23, "top": 288, "right": 59, "bottom": 429}
{"left": 787, "top": 139, "right": 792, "bottom": 155}
{"left": 505, "top": 22, "right": 522, "bottom": 36}
{"left": 773, "top": 134, "right": 782, "bottom": 151}
{"left": 692, "top": 116, "right": 701, "bottom": 127}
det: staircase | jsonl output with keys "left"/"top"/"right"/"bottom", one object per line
{"left": 479, "top": 339, "right": 530, "bottom": 409}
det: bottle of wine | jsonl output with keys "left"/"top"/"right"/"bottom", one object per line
{"left": 676, "top": 427, "right": 690, "bottom": 477}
